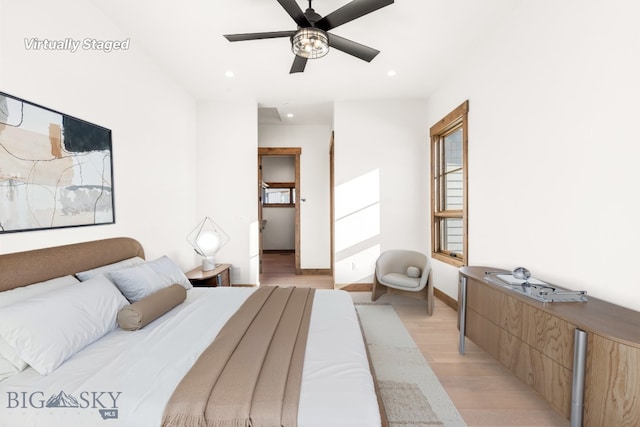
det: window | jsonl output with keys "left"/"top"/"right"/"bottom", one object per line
{"left": 430, "top": 101, "right": 468, "bottom": 267}
{"left": 262, "top": 182, "right": 295, "bottom": 207}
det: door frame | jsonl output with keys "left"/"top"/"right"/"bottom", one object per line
{"left": 329, "top": 132, "right": 335, "bottom": 275}
{"left": 258, "top": 147, "right": 302, "bottom": 274}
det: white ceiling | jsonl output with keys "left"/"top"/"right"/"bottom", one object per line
{"left": 90, "top": 0, "right": 521, "bottom": 124}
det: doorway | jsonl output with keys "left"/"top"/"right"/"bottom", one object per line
{"left": 258, "top": 147, "right": 301, "bottom": 276}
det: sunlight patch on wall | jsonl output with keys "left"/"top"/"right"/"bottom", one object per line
{"left": 334, "top": 169, "right": 381, "bottom": 283}
{"left": 335, "top": 204, "right": 380, "bottom": 253}
{"left": 248, "top": 220, "right": 259, "bottom": 285}
{"left": 335, "top": 169, "right": 380, "bottom": 219}
{"left": 335, "top": 169, "right": 380, "bottom": 253}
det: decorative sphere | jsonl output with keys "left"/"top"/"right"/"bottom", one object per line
{"left": 512, "top": 267, "right": 531, "bottom": 281}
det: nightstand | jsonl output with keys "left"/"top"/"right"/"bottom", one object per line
{"left": 186, "top": 264, "right": 232, "bottom": 287}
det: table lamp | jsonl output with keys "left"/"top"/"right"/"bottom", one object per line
{"left": 187, "top": 217, "right": 229, "bottom": 271}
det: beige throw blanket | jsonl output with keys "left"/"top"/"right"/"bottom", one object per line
{"left": 162, "top": 286, "right": 315, "bottom": 427}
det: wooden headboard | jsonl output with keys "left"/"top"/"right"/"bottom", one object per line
{"left": 0, "top": 237, "right": 145, "bottom": 292}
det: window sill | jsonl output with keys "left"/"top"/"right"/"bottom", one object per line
{"left": 432, "top": 252, "right": 464, "bottom": 268}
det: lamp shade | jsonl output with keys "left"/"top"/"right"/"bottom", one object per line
{"left": 196, "top": 230, "right": 221, "bottom": 256}
{"left": 187, "top": 217, "right": 229, "bottom": 271}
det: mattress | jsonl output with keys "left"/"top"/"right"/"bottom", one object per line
{"left": 0, "top": 287, "right": 380, "bottom": 427}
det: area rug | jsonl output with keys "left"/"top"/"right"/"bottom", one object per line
{"left": 355, "top": 304, "right": 467, "bottom": 427}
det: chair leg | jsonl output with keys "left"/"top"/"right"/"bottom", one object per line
{"left": 371, "top": 275, "right": 388, "bottom": 301}
{"left": 426, "top": 270, "right": 434, "bottom": 316}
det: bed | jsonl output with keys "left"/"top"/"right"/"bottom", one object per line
{"left": 0, "top": 237, "right": 381, "bottom": 427}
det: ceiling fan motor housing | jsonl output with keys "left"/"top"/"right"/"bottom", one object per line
{"left": 303, "top": 7, "right": 322, "bottom": 23}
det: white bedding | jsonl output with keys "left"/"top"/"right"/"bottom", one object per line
{"left": 0, "top": 287, "right": 380, "bottom": 427}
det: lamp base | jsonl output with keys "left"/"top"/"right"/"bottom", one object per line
{"left": 202, "top": 257, "right": 216, "bottom": 271}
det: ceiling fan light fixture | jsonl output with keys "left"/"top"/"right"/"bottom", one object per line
{"left": 291, "top": 28, "right": 329, "bottom": 59}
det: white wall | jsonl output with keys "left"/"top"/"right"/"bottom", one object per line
{"left": 259, "top": 124, "right": 332, "bottom": 269}
{"left": 426, "top": 0, "right": 640, "bottom": 311}
{"left": 197, "top": 100, "right": 258, "bottom": 284}
{"left": 262, "top": 208, "right": 295, "bottom": 250}
{"left": 333, "top": 99, "right": 429, "bottom": 285}
{"left": 262, "top": 156, "right": 295, "bottom": 182}
{"left": 0, "top": 0, "right": 197, "bottom": 267}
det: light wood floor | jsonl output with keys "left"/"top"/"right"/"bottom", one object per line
{"left": 260, "top": 251, "right": 334, "bottom": 288}
{"left": 260, "top": 253, "right": 569, "bottom": 427}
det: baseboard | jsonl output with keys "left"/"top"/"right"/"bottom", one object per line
{"left": 299, "top": 269, "right": 332, "bottom": 276}
{"left": 434, "top": 287, "right": 458, "bottom": 311}
{"left": 335, "top": 283, "right": 373, "bottom": 292}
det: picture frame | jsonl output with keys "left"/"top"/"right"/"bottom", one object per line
{"left": 0, "top": 91, "right": 114, "bottom": 233}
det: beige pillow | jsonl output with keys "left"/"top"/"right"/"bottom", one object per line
{"left": 117, "top": 284, "right": 186, "bottom": 331}
{"left": 406, "top": 266, "right": 421, "bottom": 278}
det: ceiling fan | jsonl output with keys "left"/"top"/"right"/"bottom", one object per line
{"left": 223, "top": 0, "right": 394, "bottom": 73}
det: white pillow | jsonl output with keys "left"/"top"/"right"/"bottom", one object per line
{"left": 0, "top": 356, "right": 19, "bottom": 382}
{"left": 108, "top": 263, "right": 166, "bottom": 302}
{"left": 0, "top": 275, "right": 128, "bottom": 375}
{"left": 0, "top": 275, "right": 80, "bottom": 373}
{"left": 146, "top": 256, "right": 193, "bottom": 290}
{"left": 0, "top": 275, "right": 80, "bottom": 308}
{"left": 0, "top": 339, "right": 24, "bottom": 373}
{"left": 75, "top": 256, "right": 144, "bottom": 282}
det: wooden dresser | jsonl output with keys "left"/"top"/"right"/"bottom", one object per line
{"left": 458, "top": 266, "right": 640, "bottom": 427}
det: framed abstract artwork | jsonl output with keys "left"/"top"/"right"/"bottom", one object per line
{"left": 0, "top": 91, "right": 114, "bottom": 233}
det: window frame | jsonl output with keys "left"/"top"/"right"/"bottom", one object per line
{"left": 262, "top": 182, "right": 296, "bottom": 207}
{"left": 430, "top": 101, "right": 469, "bottom": 267}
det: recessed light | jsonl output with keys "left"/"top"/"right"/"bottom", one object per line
{"left": 387, "top": 70, "right": 397, "bottom": 77}
{"left": 286, "top": 113, "right": 294, "bottom": 118}
{"left": 225, "top": 70, "right": 235, "bottom": 78}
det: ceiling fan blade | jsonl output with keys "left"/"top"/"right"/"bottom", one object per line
{"left": 315, "top": 0, "right": 394, "bottom": 31}
{"left": 277, "top": 0, "right": 311, "bottom": 27}
{"left": 290, "top": 55, "right": 308, "bottom": 73}
{"left": 224, "top": 31, "right": 296, "bottom": 42}
{"left": 328, "top": 33, "right": 380, "bottom": 62}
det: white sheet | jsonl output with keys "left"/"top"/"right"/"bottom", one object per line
{"left": 0, "top": 288, "right": 380, "bottom": 427}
